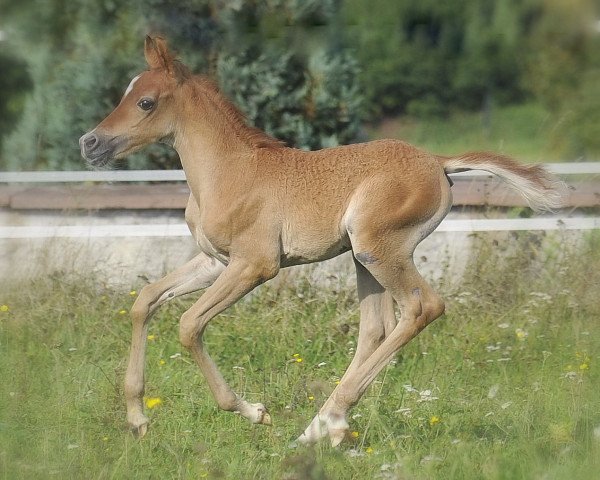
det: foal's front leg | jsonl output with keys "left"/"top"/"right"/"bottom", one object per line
{"left": 125, "top": 252, "right": 224, "bottom": 436}
{"left": 178, "top": 256, "right": 279, "bottom": 425}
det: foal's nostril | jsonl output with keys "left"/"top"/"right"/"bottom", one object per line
{"left": 83, "top": 133, "right": 99, "bottom": 152}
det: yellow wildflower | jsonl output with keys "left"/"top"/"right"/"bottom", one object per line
{"left": 129, "top": 290, "right": 137, "bottom": 296}
{"left": 365, "top": 447, "right": 374, "bottom": 454}
{"left": 429, "top": 415, "right": 440, "bottom": 426}
{"left": 0, "top": 304, "right": 8, "bottom": 312}
{"left": 579, "top": 363, "right": 589, "bottom": 371}
{"left": 145, "top": 397, "right": 162, "bottom": 409}
{"left": 351, "top": 431, "right": 359, "bottom": 438}
{"left": 515, "top": 328, "right": 528, "bottom": 340}
{"left": 296, "top": 357, "right": 303, "bottom": 363}
{"left": 308, "top": 395, "right": 314, "bottom": 401}
{"left": 147, "top": 334, "right": 156, "bottom": 341}
{"left": 119, "top": 309, "right": 127, "bottom": 315}
{"left": 159, "top": 359, "right": 166, "bottom": 366}
{"left": 292, "top": 353, "right": 300, "bottom": 358}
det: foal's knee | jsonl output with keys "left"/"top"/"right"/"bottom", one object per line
{"left": 179, "top": 311, "right": 207, "bottom": 350}
{"left": 130, "top": 285, "right": 158, "bottom": 324}
{"left": 179, "top": 314, "right": 195, "bottom": 350}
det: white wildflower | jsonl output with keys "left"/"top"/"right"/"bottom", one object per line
{"left": 417, "top": 390, "right": 439, "bottom": 402}
{"left": 395, "top": 407, "right": 412, "bottom": 417}
{"left": 530, "top": 292, "right": 552, "bottom": 302}
{"left": 420, "top": 455, "right": 443, "bottom": 464}
{"left": 488, "top": 384, "right": 500, "bottom": 399}
{"left": 346, "top": 449, "right": 364, "bottom": 458}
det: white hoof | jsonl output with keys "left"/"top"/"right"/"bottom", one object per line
{"left": 237, "top": 402, "right": 272, "bottom": 425}
{"left": 297, "top": 413, "right": 349, "bottom": 446}
{"left": 128, "top": 413, "right": 150, "bottom": 438}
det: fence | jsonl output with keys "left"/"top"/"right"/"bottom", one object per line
{"left": 1, "top": 163, "right": 599, "bottom": 238}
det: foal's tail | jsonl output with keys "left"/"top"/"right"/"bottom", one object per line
{"left": 437, "top": 152, "right": 567, "bottom": 212}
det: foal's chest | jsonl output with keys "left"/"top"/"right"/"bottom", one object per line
{"left": 190, "top": 222, "right": 230, "bottom": 264}
{"left": 184, "top": 195, "right": 232, "bottom": 264}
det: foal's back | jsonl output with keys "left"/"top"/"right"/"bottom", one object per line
{"left": 260, "top": 139, "right": 444, "bottom": 208}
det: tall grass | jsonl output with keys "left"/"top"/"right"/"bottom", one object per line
{"left": 1, "top": 232, "right": 599, "bottom": 479}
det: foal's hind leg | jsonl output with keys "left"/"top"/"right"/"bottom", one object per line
{"left": 303, "top": 235, "right": 445, "bottom": 445}
{"left": 125, "top": 252, "right": 224, "bottom": 436}
{"left": 298, "top": 259, "right": 396, "bottom": 446}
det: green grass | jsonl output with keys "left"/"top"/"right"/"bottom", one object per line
{"left": 368, "top": 103, "right": 570, "bottom": 162}
{"left": 1, "top": 233, "right": 600, "bottom": 479}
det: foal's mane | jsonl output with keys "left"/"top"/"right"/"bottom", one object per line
{"left": 188, "top": 76, "right": 286, "bottom": 150}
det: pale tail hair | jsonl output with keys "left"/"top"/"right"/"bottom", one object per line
{"left": 438, "top": 152, "right": 568, "bottom": 212}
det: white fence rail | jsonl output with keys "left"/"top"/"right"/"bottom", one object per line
{"left": 0, "top": 217, "right": 598, "bottom": 239}
{"left": 0, "top": 170, "right": 187, "bottom": 183}
{"left": 1, "top": 162, "right": 599, "bottom": 183}
{"left": 1, "top": 164, "right": 599, "bottom": 238}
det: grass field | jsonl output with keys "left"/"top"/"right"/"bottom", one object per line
{"left": 1, "top": 232, "right": 599, "bottom": 479}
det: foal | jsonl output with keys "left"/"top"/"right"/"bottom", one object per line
{"left": 80, "top": 36, "right": 564, "bottom": 446}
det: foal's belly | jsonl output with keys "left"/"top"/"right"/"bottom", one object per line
{"left": 279, "top": 226, "right": 351, "bottom": 267}
{"left": 280, "top": 242, "right": 351, "bottom": 267}
{"left": 189, "top": 208, "right": 352, "bottom": 268}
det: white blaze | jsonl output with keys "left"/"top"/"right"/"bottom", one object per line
{"left": 123, "top": 74, "right": 141, "bottom": 98}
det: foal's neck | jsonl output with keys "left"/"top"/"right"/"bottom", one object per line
{"left": 172, "top": 82, "right": 258, "bottom": 199}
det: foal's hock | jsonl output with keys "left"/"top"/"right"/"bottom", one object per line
{"left": 80, "top": 36, "right": 565, "bottom": 446}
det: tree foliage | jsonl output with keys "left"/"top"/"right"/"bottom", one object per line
{"left": 0, "top": 0, "right": 361, "bottom": 170}
{"left": 343, "top": 0, "right": 533, "bottom": 117}
{"left": 0, "top": 49, "right": 31, "bottom": 153}
{"left": 1, "top": 0, "right": 599, "bottom": 169}
{"left": 341, "top": 0, "right": 599, "bottom": 156}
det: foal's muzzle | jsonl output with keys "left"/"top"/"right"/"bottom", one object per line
{"left": 79, "top": 131, "right": 126, "bottom": 166}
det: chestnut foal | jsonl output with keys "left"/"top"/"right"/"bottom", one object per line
{"left": 80, "top": 36, "right": 564, "bottom": 446}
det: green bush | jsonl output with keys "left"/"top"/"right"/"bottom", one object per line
{"left": 0, "top": 0, "right": 362, "bottom": 170}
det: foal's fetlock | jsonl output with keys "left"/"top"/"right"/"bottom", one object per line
{"left": 297, "top": 412, "right": 349, "bottom": 447}
{"left": 236, "top": 401, "right": 272, "bottom": 426}
{"left": 128, "top": 413, "right": 150, "bottom": 438}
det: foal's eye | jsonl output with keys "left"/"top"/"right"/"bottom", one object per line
{"left": 137, "top": 98, "right": 155, "bottom": 111}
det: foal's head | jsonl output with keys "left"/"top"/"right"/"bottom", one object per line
{"left": 79, "top": 36, "right": 189, "bottom": 167}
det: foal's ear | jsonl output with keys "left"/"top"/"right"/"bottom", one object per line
{"left": 144, "top": 36, "right": 189, "bottom": 83}
{"left": 144, "top": 36, "right": 172, "bottom": 70}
